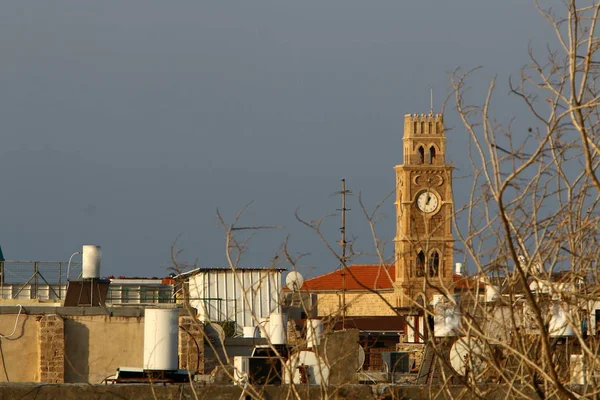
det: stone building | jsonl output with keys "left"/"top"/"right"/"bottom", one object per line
{"left": 0, "top": 305, "right": 204, "bottom": 383}
{"left": 394, "top": 113, "right": 455, "bottom": 308}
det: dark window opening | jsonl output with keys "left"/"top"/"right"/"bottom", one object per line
{"left": 418, "top": 146, "right": 425, "bottom": 164}
{"left": 429, "top": 122, "right": 433, "bottom": 134}
{"left": 416, "top": 251, "right": 425, "bottom": 277}
{"left": 414, "top": 121, "right": 418, "bottom": 134}
{"left": 421, "top": 121, "right": 425, "bottom": 134}
{"left": 428, "top": 251, "right": 440, "bottom": 277}
{"left": 429, "top": 146, "right": 436, "bottom": 164}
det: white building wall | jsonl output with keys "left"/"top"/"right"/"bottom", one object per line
{"left": 188, "top": 269, "right": 282, "bottom": 326}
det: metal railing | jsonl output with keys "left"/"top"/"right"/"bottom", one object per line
{"left": 0, "top": 260, "right": 82, "bottom": 300}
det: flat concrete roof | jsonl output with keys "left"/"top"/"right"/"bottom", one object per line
{"left": 0, "top": 304, "right": 184, "bottom": 317}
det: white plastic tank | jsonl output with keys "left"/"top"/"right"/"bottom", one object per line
{"left": 549, "top": 302, "right": 575, "bottom": 337}
{"left": 143, "top": 308, "right": 179, "bottom": 370}
{"left": 485, "top": 285, "right": 500, "bottom": 302}
{"left": 82, "top": 245, "right": 101, "bottom": 279}
{"left": 268, "top": 312, "right": 286, "bottom": 345}
{"left": 455, "top": 263, "right": 463, "bottom": 276}
{"left": 306, "top": 319, "right": 324, "bottom": 349}
{"left": 434, "top": 294, "right": 461, "bottom": 337}
{"left": 242, "top": 326, "right": 256, "bottom": 338}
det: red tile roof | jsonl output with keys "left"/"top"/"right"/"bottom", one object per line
{"left": 453, "top": 274, "right": 485, "bottom": 290}
{"left": 298, "top": 264, "right": 395, "bottom": 291}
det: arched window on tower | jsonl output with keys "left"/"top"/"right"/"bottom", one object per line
{"left": 421, "top": 121, "right": 425, "bottom": 134}
{"left": 429, "top": 146, "right": 436, "bottom": 164}
{"left": 413, "top": 121, "right": 418, "bottom": 134}
{"left": 429, "top": 121, "right": 433, "bottom": 134}
{"left": 428, "top": 251, "right": 440, "bottom": 277}
{"left": 418, "top": 146, "right": 425, "bottom": 164}
{"left": 416, "top": 251, "right": 425, "bottom": 277}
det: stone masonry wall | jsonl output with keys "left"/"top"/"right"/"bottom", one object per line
{"left": 38, "top": 314, "right": 65, "bottom": 383}
{"left": 178, "top": 316, "right": 205, "bottom": 373}
{"left": 317, "top": 291, "right": 396, "bottom": 317}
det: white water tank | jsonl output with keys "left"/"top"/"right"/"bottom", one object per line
{"left": 242, "top": 326, "right": 256, "bottom": 338}
{"left": 485, "top": 285, "right": 500, "bottom": 302}
{"left": 306, "top": 319, "right": 324, "bottom": 349}
{"left": 455, "top": 263, "right": 463, "bottom": 276}
{"left": 434, "top": 295, "right": 461, "bottom": 337}
{"left": 143, "top": 308, "right": 179, "bottom": 370}
{"left": 268, "top": 312, "right": 286, "bottom": 345}
{"left": 82, "top": 245, "right": 101, "bottom": 279}
{"left": 549, "top": 303, "right": 575, "bottom": 337}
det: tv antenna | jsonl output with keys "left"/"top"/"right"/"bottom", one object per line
{"left": 336, "top": 179, "right": 352, "bottom": 328}
{"left": 430, "top": 87, "right": 434, "bottom": 114}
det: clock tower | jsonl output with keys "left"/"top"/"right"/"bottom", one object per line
{"left": 394, "top": 113, "right": 454, "bottom": 308}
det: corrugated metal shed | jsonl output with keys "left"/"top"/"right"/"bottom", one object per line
{"left": 185, "top": 268, "right": 284, "bottom": 326}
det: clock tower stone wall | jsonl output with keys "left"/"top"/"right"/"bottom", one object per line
{"left": 394, "top": 113, "right": 454, "bottom": 308}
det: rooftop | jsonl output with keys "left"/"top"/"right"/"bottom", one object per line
{"left": 295, "top": 264, "right": 395, "bottom": 291}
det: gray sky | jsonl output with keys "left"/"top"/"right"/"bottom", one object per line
{"left": 0, "top": 1, "right": 557, "bottom": 278}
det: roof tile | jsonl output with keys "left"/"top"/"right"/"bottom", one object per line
{"left": 298, "top": 264, "right": 395, "bottom": 291}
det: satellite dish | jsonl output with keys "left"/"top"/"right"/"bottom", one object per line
{"left": 356, "top": 345, "right": 366, "bottom": 371}
{"left": 286, "top": 271, "right": 305, "bottom": 291}
{"left": 450, "top": 337, "right": 487, "bottom": 380}
{"left": 284, "top": 350, "right": 329, "bottom": 385}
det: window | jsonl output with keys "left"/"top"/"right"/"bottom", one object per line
{"left": 418, "top": 146, "right": 425, "bottom": 164}
{"left": 416, "top": 251, "right": 425, "bottom": 277}
{"left": 428, "top": 251, "right": 440, "bottom": 277}
{"left": 429, "top": 121, "right": 433, "bottom": 134}
{"left": 421, "top": 121, "right": 425, "bottom": 134}
{"left": 429, "top": 146, "right": 436, "bottom": 164}
{"left": 413, "top": 121, "right": 418, "bottom": 134}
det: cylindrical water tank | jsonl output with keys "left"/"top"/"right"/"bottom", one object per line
{"left": 486, "top": 285, "right": 500, "bottom": 302}
{"left": 455, "top": 263, "right": 463, "bottom": 276}
{"left": 144, "top": 308, "right": 179, "bottom": 370}
{"left": 82, "top": 245, "right": 101, "bottom": 279}
{"left": 268, "top": 312, "right": 286, "bottom": 345}
{"left": 434, "top": 294, "right": 461, "bottom": 337}
{"left": 242, "top": 326, "right": 256, "bottom": 338}
{"left": 306, "top": 319, "right": 324, "bottom": 349}
{"left": 549, "top": 303, "right": 575, "bottom": 337}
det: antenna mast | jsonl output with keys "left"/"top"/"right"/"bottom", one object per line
{"left": 337, "top": 179, "right": 352, "bottom": 329}
{"left": 430, "top": 88, "right": 434, "bottom": 114}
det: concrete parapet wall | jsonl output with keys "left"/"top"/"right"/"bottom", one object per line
{"left": 0, "top": 313, "right": 39, "bottom": 382}
{"left": 64, "top": 314, "right": 144, "bottom": 383}
{"left": 0, "top": 306, "right": 205, "bottom": 384}
{"left": 0, "top": 383, "right": 555, "bottom": 400}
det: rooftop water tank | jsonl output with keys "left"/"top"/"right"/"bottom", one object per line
{"left": 143, "top": 308, "right": 179, "bottom": 370}
{"left": 82, "top": 245, "right": 101, "bottom": 279}
{"left": 434, "top": 294, "right": 461, "bottom": 337}
{"left": 268, "top": 312, "right": 286, "bottom": 345}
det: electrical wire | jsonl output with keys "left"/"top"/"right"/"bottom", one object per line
{"left": 0, "top": 304, "right": 22, "bottom": 338}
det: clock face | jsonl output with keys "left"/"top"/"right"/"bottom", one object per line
{"left": 416, "top": 191, "right": 439, "bottom": 213}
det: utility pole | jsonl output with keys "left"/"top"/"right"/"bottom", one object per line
{"left": 337, "top": 179, "right": 351, "bottom": 329}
